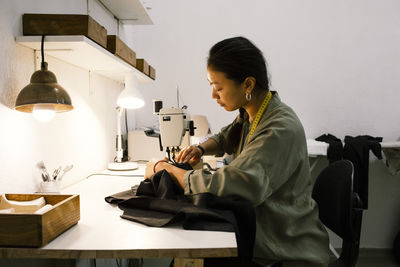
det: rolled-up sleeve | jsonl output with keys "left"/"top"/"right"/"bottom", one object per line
{"left": 183, "top": 170, "right": 194, "bottom": 195}
{"left": 208, "top": 124, "right": 231, "bottom": 157}
{"left": 207, "top": 113, "right": 244, "bottom": 157}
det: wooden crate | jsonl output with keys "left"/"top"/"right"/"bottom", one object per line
{"left": 149, "top": 65, "right": 156, "bottom": 80}
{"left": 136, "top": 59, "right": 149, "bottom": 75}
{"left": 23, "top": 14, "right": 107, "bottom": 48}
{"left": 0, "top": 194, "right": 80, "bottom": 247}
{"left": 107, "top": 35, "right": 136, "bottom": 67}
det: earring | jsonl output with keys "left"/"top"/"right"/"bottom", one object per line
{"left": 246, "top": 93, "right": 252, "bottom": 101}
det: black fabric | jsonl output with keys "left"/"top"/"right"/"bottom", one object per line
{"left": 105, "top": 165, "right": 256, "bottom": 267}
{"left": 343, "top": 135, "right": 383, "bottom": 209}
{"left": 315, "top": 134, "right": 343, "bottom": 163}
{"left": 104, "top": 188, "right": 137, "bottom": 204}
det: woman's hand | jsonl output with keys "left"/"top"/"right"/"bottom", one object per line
{"left": 144, "top": 158, "right": 187, "bottom": 190}
{"left": 176, "top": 145, "right": 203, "bottom": 165}
{"left": 145, "top": 158, "right": 168, "bottom": 179}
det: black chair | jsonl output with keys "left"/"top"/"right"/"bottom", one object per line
{"left": 312, "top": 160, "right": 363, "bottom": 267}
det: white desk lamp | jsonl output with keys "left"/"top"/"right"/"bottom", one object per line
{"left": 108, "top": 74, "right": 144, "bottom": 171}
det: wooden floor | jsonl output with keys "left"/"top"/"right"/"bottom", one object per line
{"left": 0, "top": 250, "right": 398, "bottom": 266}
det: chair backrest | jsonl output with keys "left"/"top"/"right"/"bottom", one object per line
{"left": 312, "top": 160, "right": 363, "bottom": 267}
{"left": 312, "top": 160, "right": 354, "bottom": 239}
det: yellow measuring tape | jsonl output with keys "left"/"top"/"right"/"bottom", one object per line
{"left": 247, "top": 91, "right": 272, "bottom": 140}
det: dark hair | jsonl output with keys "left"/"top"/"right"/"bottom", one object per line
{"left": 207, "top": 36, "right": 269, "bottom": 92}
{"left": 208, "top": 37, "right": 270, "bottom": 153}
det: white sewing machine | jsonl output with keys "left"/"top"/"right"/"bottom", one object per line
{"left": 153, "top": 100, "right": 195, "bottom": 162}
{"left": 128, "top": 101, "right": 212, "bottom": 164}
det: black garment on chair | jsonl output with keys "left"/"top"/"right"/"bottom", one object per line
{"left": 312, "top": 160, "right": 363, "bottom": 267}
{"left": 105, "top": 168, "right": 256, "bottom": 267}
{"left": 316, "top": 134, "right": 343, "bottom": 163}
{"left": 343, "top": 135, "right": 382, "bottom": 209}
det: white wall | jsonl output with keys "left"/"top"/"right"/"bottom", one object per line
{"left": 1, "top": 0, "right": 400, "bottom": 251}
{"left": 124, "top": 0, "right": 400, "bottom": 249}
{"left": 0, "top": 0, "right": 124, "bottom": 192}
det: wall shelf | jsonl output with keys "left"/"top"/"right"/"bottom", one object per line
{"left": 15, "top": 35, "right": 153, "bottom": 83}
{"left": 99, "top": 0, "right": 153, "bottom": 25}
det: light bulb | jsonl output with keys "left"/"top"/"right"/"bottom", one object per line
{"left": 32, "top": 105, "right": 56, "bottom": 122}
{"left": 117, "top": 74, "right": 145, "bottom": 109}
{"left": 117, "top": 97, "right": 144, "bottom": 109}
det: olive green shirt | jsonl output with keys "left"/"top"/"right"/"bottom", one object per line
{"left": 183, "top": 92, "right": 329, "bottom": 266}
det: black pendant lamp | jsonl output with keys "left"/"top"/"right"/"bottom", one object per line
{"left": 15, "top": 35, "right": 73, "bottom": 121}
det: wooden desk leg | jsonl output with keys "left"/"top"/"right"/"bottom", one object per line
{"left": 174, "top": 258, "right": 204, "bottom": 267}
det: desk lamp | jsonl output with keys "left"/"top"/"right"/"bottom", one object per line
{"left": 108, "top": 74, "right": 144, "bottom": 171}
{"left": 15, "top": 35, "right": 73, "bottom": 121}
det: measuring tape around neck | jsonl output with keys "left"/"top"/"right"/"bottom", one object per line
{"left": 247, "top": 91, "right": 272, "bottom": 140}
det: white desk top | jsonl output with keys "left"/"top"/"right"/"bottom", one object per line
{"left": 307, "top": 139, "right": 329, "bottom": 157}
{"left": 306, "top": 138, "right": 400, "bottom": 157}
{"left": 0, "top": 165, "right": 236, "bottom": 259}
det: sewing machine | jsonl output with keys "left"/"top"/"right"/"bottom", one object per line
{"left": 153, "top": 100, "right": 195, "bottom": 162}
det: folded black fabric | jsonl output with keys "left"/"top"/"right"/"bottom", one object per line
{"left": 119, "top": 195, "right": 236, "bottom": 231}
{"left": 105, "top": 187, "right": 137, "bottom": 204}
{"left": 343, "top": 135, "right": 383, "bottom": 209}
{"left": 315, "top": 134, "right": 343, "bottom": 163}
{"left": 105, "top": 162, "right": 192, "bottom": 204}
{"left": 105, "top": 165, "right": 256, "bottom": 266}
{"left": 136, "top": 170, "right": 185, "bottom": 200}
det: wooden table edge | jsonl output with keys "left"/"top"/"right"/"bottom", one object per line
{"left": 0, "top": 247, "right": 237, "bottom": 259}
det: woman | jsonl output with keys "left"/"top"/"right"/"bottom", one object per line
{"left": 145, "top": 36, "right": 330, "bottom": 266}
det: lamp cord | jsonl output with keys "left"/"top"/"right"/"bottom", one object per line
{"left": 41, "top": 35, "right": 45, "bottom": 64}
{"left": 124, "top": 108, "right": 130, "bottom": 161}
{"left": 125, "top": 108, "right": 128, "bottom": 133}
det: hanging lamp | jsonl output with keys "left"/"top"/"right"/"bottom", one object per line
{"left": 15, "top": 35, "right": 73, "bottom": 121}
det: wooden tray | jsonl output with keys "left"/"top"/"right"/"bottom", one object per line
{"left": 0, "top": 194, "right": 80, "bottom": 247}
{"left": 23, "top": 14, "right": 107, "bottom": 48}
{"left": 107, "top": 35, "right": 137, "bottom": 67}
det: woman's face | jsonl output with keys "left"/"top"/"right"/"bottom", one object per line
{"left": 207, "top": 68, "right": 246, "bottom": 112}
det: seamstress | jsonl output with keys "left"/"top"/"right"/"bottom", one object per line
{"left": 145, "top": 36, "right": 330, "bottom": 267}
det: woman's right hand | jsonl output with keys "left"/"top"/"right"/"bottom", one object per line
{"left": 176, "top": 145, "right": 203, "bottom": 165}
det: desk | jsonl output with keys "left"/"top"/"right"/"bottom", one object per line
{"left": 0, "top": 165, "right": 237, "bottom": 264}
{"left": 306, "top": 138, "right": 400, "bottom": 174}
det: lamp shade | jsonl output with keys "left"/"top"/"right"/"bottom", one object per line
{"left": 117, "top": 74, "right": 144, "bottom": 109}
{"left": 15, "top": 62, "right": 73, "bottom": 113}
